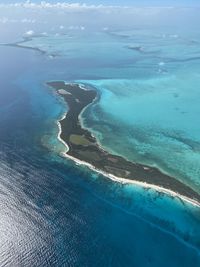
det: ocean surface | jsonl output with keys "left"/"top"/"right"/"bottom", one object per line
{"left": 0, "top": 5, "right": 200, "bottom": 267}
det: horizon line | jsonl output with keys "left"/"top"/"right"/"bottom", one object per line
{"left": 0, "top": 1, "right": 200, "bottom": 9}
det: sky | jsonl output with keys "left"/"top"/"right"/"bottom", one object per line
{"left": 1, "top": 0, "right": 200, "bottom": 7}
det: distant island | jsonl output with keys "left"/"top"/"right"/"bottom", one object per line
{"left": 47, "top": 81, "right": 200, "bottom": 206}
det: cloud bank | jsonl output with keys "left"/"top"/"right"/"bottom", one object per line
{"left": 0, "top": 1, "right": 128, "bottom": 9}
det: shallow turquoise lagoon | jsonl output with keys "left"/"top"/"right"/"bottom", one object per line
{"left": 22, "top": 29, "right": 200, "bottom": 190}
{"left": 1, "top": 10, "right": 200, "bottom": 266}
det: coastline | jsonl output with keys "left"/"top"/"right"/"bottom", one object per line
{"left": 50, "top": 81, "right": 200, "bottom": 208}
{"left": 57, "top": 114, "right": 200, "bottom": 208}
{"left": 57, "top": 112, "right": 69, "bottom": 153}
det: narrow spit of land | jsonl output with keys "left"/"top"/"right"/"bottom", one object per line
{"left": 47, "top": 81, "right": 200, "bottom": 205}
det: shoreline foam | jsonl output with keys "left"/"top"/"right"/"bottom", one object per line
{"left": 56, "top": 109, "right": 200, "bottom": 208}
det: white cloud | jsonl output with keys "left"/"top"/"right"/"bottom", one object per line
{"left": 0, "top": 1, "right": 127, "bottom": 10}
{"left": 0, "top": 2, "right": 180, "bottom": 20}
{"left": 0, "top": 17, "right": 19, "bottom": 23}
{"left": 68, "top": 25, "right": 85, "bottom": 30}
{"left": 24, "top": 30, "right": 35, "bottom": 36}
{"left": 21, "top": 18, "right": 36, "bottom": 23}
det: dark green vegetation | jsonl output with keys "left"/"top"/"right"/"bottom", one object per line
{"left": 47, "top": 81, "right": 200, "bottom": 203}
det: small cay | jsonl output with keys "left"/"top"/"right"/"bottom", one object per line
{"left": 47, "top": 81, "right": 200, "bottom": 205}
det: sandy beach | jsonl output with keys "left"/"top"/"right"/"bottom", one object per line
{"left": 56, "top": 111, "right": 200, "bottom": 208}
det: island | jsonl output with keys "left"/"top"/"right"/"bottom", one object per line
{"left": 47, "top": 81, "right": 200, "bottom": 206}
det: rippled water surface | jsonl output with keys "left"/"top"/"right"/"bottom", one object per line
{"left": 1, "top": 5, "right": 200, "bottom": 267}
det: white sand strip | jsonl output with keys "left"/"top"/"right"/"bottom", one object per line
{"left": 56, "top": 113, "right": 200, "bottom": 208}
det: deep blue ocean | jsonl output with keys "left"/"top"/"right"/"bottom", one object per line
{"left": 1, "top": 4, "right": 200, "bottom": 267}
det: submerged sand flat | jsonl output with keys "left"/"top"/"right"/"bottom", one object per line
{"left": 47, "top": 81, "right": 200, "bottom": 206}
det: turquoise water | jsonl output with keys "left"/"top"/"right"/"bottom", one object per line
{"left": 1, "top": 5, "right": 200, "bottom": 266}
{"left": 22, "top": 29, "right": 200, "bottom": 192}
